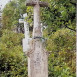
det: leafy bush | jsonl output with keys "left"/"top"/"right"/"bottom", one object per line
{"left": 47, "top": 28, "right": 75, "bottom": 51}
{"left": 0, "top": 29, "right": 28, "bottom": 77}
{"left": 47, "top": 29, "right": 76, "bottom": 77}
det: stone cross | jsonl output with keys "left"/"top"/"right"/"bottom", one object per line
{"left": 26, "top": 0, "right": 48, "bottom": 77}
{"left": 19, "top": 13, "right": 31, "bottom": 53}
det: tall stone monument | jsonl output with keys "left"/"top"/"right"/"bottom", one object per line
{"left": 26, "top": 0, "right": 48, "bottom": 77}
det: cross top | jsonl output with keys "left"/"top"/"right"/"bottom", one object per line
{"left": 26, "top": 0, "right": 48, "bottom": 7}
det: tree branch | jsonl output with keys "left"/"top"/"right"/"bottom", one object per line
{"left": 65, "top": 25, "right": 76, "bottom": 32}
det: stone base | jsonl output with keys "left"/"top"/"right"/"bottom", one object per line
{"left": 27, "top": 39, "right": 48, "bottom": 77}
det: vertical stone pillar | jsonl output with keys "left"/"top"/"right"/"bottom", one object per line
{"left": 28, "top": 39, "right": 48, "bottom": 77}
{"left": 33, "top": 3, "right": 42, "bottom": 37}
{"left": 26, "top": 1, "right": 48, "bottom": 77}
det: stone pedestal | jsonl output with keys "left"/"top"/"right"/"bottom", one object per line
{"left": 27, "top": 39, "right": 48, "bottom": 77}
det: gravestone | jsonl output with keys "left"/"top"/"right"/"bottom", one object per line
{"left": 19, "top": 13, "right": 31, "bottom": 53}
{"left": 26, "top": 0, "right": 48, "bottom": 77}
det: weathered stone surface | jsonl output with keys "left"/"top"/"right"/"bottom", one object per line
{"left": 25, "top": 0, "right": 48, "bottom": 77}
{"left": 26, "top": 1, "right": 48, "bottom": 7}
{"left": 27, "top": 39, "right": 48, "bottom": 77}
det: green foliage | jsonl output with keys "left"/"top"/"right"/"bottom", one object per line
{"left": 41, "top": 0, "right": 76, "bottom": 34}
{"left": 0, "top": 29, "right": 28, "bottom": 77}
{"left": 47, "top": 28, "right": 75, "bottom": 51}
{"left": 48, "top": 52, "right": 76, "bottom": 77}
{"left": 47, "top": 29, "right": 76, "bottom": 77}
{"left": 2, "top": 0, "right": 26, "bottom": 29}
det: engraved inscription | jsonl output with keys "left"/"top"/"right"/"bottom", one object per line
{"left": 34, "top": 53, "right": 41, "bottom": 70}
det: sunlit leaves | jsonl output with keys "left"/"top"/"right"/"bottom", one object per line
{"left": 47, "top": 28, "right": 76, "bottom": 77}
{"left": 41, "top": 0, "right": 76, "bottom": 34}
{"left": 47, "top": 28, "right": 76, "bottom": 51}
{"left": 0, "top": 29, "right": 27, "bottom": 77}
{"left": 2, "top": 0, "right": 27, "bottom": 30}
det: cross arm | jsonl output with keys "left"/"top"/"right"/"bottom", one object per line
{"left": 26, "top": 1, "right": 48, "bottom": 7}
